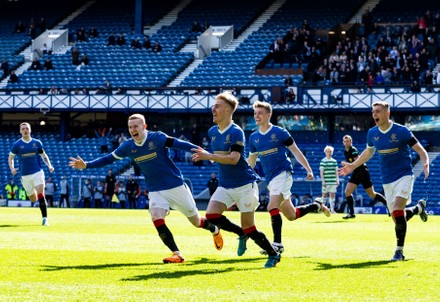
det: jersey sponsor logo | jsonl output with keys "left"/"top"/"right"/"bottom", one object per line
{"left": 374, "top": 136, "right": 379, "bottom": 141}
{"left": 254, "top": 139, "right": 259, "bottom": 144}
{"left": 211, "top": 136, "right": 216, "bottom": 142}
{"left": 131, "top": 149, "right": 138, "bottom": 153}
{"left": 378, "top": 148, "right": 399, "bottom": 154}
{"left": 244, "top": 203, "right": 252, "bottom": 207}
{"left": 258, "top": 147, "right": 278, "bottom": 156}
{"left": 22, "top": 152, "right": 37, "bottom": 157}
{"left": 134, "top": 152, "right": 157, "bottom": 162}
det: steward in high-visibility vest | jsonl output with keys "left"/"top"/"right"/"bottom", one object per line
{"left": 5, "top": 179, "right": 18, "bottom": 200}
{"left": 18, "top": 187, "right": 28, "bottom": 200}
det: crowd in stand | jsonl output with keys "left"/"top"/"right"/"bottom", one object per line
{"left": 274, "top": 11, "right": 440, "bottom": 88}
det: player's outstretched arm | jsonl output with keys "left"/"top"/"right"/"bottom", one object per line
{"left": 69, "top": 156, "right": 86, "bottom": 170}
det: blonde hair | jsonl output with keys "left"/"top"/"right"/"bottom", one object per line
{"left": 324, "top": 145, "right": 334, "bottom": 154}
{"left": 253, "top": 100, "right": 272, "bottom": 114}
{"left": 128, "top": 114, "right": 146, "bottom": 125}
{"left": 372, "top": 101, "right": 390, "bottom": 111}
{"left": 216, "top": 91, "right": 238, "bottom": 112}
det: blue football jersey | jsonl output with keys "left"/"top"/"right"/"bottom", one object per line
{"left": 248, "top": 125, "right": 293, "bottom": 183}
{"left": 208, "top": 123, "right": 258, "bottom": 188}
{"left": 113, "top": 131, "right": 185, "bottom": 192}
{"left": 367, "top": 122, "right": 414, "bottom": 184}
{"left": 10, "top": 138, "right": 45, "bottom": 176}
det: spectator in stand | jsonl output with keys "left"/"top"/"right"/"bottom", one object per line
{"left": 191, "top": 21, "right": 203, "bottom": 33}
{"left": 8, "top": 70, "right": 18, "bottom": 83}
{"left": 116, "top": 33, "right": 126, "bottom": 46}
{"left": 28, "top": 24, "right": 36, "bottom": 39}
{"left": 285, "top": 88, "right": 296, "bottom": 104}
{"left": 14, "top": 21, "right": 26, "bottom": 33}
{"left": 95, "top": 127, "right": 112, "bottom": 153}
{"left": 152, "top": 41, "right": 162, "bottom": 52}
{"left": 30, "top": 58, "right": 42, "bottom": 71}
{"left": 98, "top": 79, "right": 112, "bottom": 95}
{"left": 1, "top": 59, "right": 10, "bottom": 76}
{"left": 76, "top": 27, "right": 87, "bottom": 42}
{"left": 40, "top": 43, "right": 52, "bottom": 55}
{"left": 283, "top": 75, "right": 293, "bottom": 89}
{"left": 142, "top": 35, "right": 152, "bottom": 50}
{"left": 89, "top": 27, "right": 99, "bottom": 38}
{"left": 410, "top": 80, "right": 421, "bottom": 93}
{"left": 107, "top": 33, "right": 116, "bottom": 46}
{"left": 43, "top": 58, "right": 53, "bottom": 70}
{"left": 80, "top": 53, "right": 89, "bottom": 66}
{"left": 48, "top": 86, "right": 58, "bottom": 95}
{"left": 71, "top": 47, "right": 80, "bottom": 65}
{"left": 375, "top": 71, "right": 385, "bottom": 85}
{"left": 130, "top": 37, "right": 141, "bottom": 49}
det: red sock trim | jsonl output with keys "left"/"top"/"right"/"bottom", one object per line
{"left": 392, "top": 210, "right": 405, "bottom": 218}
{"left": 206, "top": 213, "right": 221, "bottom": 220}
{"left": 153, "top": 219, "right": 165, "bottom": 227}
{"left": 243, "top": 226, "right": 256, "bottom": 234}
{"left": 269, "top": 208, "right": 280, "bottom": 216}
{"left": 200, "top": 217, "right": 206, "bottom": 228}
{"left": 295, "top": 208, "right": 301, "bottom": 219}
{"left": 37, "top": 193, "right": 45, "bottom": 199}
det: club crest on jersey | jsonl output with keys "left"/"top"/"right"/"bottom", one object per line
{"left": 390, "top": 133, "right": 398, "bottom": 142}
{"left": 33, "top": 143, "right": 37, "bottom": 147}
{"left": 224, "top": 134, "right": 231, "bottom": 144}
{"left": 148, "top": 142, "right": 155, "bottom": 150}
{"left": 270, "top": 134, "right": 278, "bottom": 142}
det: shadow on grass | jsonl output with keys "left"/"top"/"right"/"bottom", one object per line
{"left": 41, "top": 262, "right": 159, "bottom": 271}
{"left": 312, "top": 259, "right": 405, "bottom": 270}
{"left": 0, "top": 224, "right": 22, "bottom": 228}
{"left": 41, "top": 256, "right": 263, "bottom": 273}
{"left": 122, "top": 258, "right": 265, "bottom": 281}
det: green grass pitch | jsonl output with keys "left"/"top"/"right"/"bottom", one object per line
{"left": 0, "top": 207, "right": 439, "bottom": 301}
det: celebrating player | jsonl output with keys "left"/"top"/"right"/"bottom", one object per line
{"left": 248, "top": 101, "right": 331, "bottom": 254}
{"left": 192, "top": 92, "right": 280, "bottom": 268}
{"left": 339, "top": 101, "right": 429, "bottom": 261}
{"left": 69, "top": 114, "right": 222, "bottom": 263}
